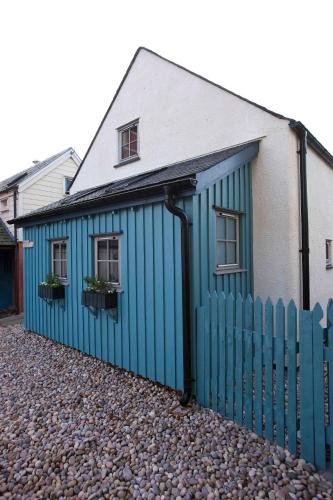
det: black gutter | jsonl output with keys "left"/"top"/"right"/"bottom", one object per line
{"left": 164, "top": 187, "right": 192, "bottom": 406}
{"left": 290, "top": 121, "right": 310, "bottom": 310}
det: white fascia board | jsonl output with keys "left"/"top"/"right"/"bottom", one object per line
{"left": 18, "top": 151, "right": 77, "bottom": 193}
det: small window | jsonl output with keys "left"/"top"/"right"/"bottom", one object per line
{"left": 51, "top": 240, "right": 67, "bottom": 281}
{"left": 94, "top": 235, "right": 120, "bottom": 286}
{"left": 64, "top": 177, "right": 73, "bottom": 194}
{"left": 216, "top": 211, "right": 240, "bottom": 269}
{"left": 119, "top": 121, "right": 139, "bottom": 162}
{"left": 0, "top": 198, "right": 8, "bottom": 212}
{"left": 326, "top": 239, "right": 332, "bottom": 268}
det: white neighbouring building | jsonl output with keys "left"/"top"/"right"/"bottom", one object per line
{"left": 0, "top": 148, "right": 80, "bottom": 311}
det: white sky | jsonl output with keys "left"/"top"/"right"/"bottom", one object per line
{"left": 0, "top": 0, "right": 332, "bottom": 178}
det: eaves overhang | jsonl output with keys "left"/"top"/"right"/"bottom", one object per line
{"left": 10, "top": 177, "right": 197, "bottom": 228}
{"left": 289, "top": 120, "right": 333, "bottom": 168}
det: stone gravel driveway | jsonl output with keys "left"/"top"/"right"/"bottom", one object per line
{"left": 0, "top": 324, "right": 332, "bottom": 499}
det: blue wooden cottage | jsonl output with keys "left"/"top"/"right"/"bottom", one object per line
{"left": 12, "top": 141, "right": 258, "bottom": 402}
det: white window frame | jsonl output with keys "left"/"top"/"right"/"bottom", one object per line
{"left": 326, "top": 239, "right": 332, "bottom": 269}
{"left": 94, "top": 235, "right": 120, "bottom": 287}
{"left": 118, "top": 120, "right": 139, "bottom": 163}
{"left": 63, "top": 176, "right": 73, "bottom": 194}
{"left": 216, "top": 211, "right": 240, "bottom": 270}
{"left": 51, "top": 239, "right": 68, "bottom": 283}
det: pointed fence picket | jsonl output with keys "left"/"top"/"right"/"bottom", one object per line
{"left": 195, "top": 292, "right": 333, "bottom": 470}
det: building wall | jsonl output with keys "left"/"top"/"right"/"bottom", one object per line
{"left": 191, "top": 162, "right": 253, "bottom": 396}
{"left": 71, "top": 48, "right": 300, "bottom": 305}
{"left": 307, "top": 148, "right": 333, "bottom": 307}
{"left": 0, "top": 189, "right": 15, "bottom": 234}
{"left": 21, "top": 158, "right": 77, "bottom": 215}
{"left": 23, "top": 201, "right": 184, "bottom": 390}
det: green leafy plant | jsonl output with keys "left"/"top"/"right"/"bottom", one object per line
{"left": 83, "top": 276, "right": 115, "bottom": 294}
{"left": 40, "top": 273, "right": 62, "bottom": 288}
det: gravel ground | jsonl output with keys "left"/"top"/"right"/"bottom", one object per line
{"left": 0, "top": 325, "right": 332, "bottom": 499}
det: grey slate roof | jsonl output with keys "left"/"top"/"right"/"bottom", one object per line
{"left": 0, "top": 147, "right": 74, "bottom": 194}
{"left": 0, "top": 218, "right": 15, "bottom": 246}
{"left": 11, "top": 142, "right": 255, "bottom": 225}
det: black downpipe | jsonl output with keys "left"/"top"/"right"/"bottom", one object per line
{"left": 293, "top": 124, "right": 310, "bottom": 310}
{"left": 164, "top": 187, "right": 192, "bottom": 405}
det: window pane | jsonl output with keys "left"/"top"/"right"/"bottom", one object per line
{"left": 130, "top": 126, "right": 137, "bottom": 141}
{"left": 61, "top": 260, "right": 67, "bottom": 278}
{"left": 109, "top": 239, "right": 118, "bottom": 260}
{"left": 97, "top": 240, "right": 108, "bottom": 260}
{"left": 53, "top": 244, "right": 61, "bottom": 259}
{"left": 61, "top": 243, "right": 67, "bottom": 259}
{"left": 110, "top": 262, "right": 119, "bottom": 283}
{"left": 97, "top": 261, "right": 108, "bottom": 281}
{"left": 216, "top": 216, "right": 225, "bottom": 240}
{"left": 130, "top": 140, "right": 137, "bottom": 156}
{"left": 226, "top": 242, "right": 237, "bottom": 264}
{"left": 121, "top": 130, "right": 129, "bottom": 146}
{"left": 54, "top": 260, "right": 61, "bottom": 276}
{"left": 121, "top": 145, "right": 130, "bottom": 159}
{"left": 216, "top": 241, "right": 226, "bottom": 265}
{"left": 226, "top": 217, "right": 236, "bottom": 240}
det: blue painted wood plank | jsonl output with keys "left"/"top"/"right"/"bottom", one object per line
{"left": 209, "top": 291, "right": 218, "bottom": 411}
{"left": 128, "top": 208, "right": 138, "bottom": 374}
{"left": 144, "top": 205, "right": 155, "bottom": 381}
{"left": 299, "top": 309, "right": 315, "bottom": 464}
{"left": 163, "top": 207, "right": 175, "bottom": 388}
{"left": 204, "top": 291, "right": 212, "bottom": 408}
{"left": 244, "top": 295, "right": 253, "bottom": 430}
{"left": 196, "top": 305, "right": 206, "bottom": 406}
{"left": 312, "top": 303, "right": 326, "bottom": 470}
{"left": 152, "top": 204, "right": 167, "bottom": 384}
{"left": 254, "top": 297, "right": 263, "bottom": 436}
{"left": 226, "top": 293, "right": 235, "bottom": 420}
{"left": 276, "top": 298, "right": 285, "bottom": 448}
{"left": 218, "top": 292, "right": 226, "bottom": 415}
{"left": 287, "top": 299, "right": 297, "bottom": 456}
{"left": 136, "top": 207, "right": 146, "bottom": 378}
{"left": 235, "top": 293, "right": 243, "bottom": 426}
{"left": 264, "top": 298, "right": 273, "bottom": 441}
{"left": 327, "top": 301, "right": 333, "bottom": 471}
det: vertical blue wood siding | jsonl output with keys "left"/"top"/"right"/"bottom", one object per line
{"left": 191, "top": 162, "right": 252, "bottom": 394}
{"left": 23, "top": 202, "right": 184, "bottom": 390}
{"left": 23, "top": 161, "right": 253, "bottom": 395}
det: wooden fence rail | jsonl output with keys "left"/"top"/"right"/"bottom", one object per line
{"left": 195, "top": 292, "right": 333, "bottom": 470}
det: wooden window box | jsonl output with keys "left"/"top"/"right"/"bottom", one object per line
{"left": 38, "top": 284, "right": 65, "bottom": 300}
{"left": 81, "top": 290, "right": 117, "bottom": 309}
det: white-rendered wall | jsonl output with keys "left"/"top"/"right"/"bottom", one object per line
{"left": 72, "top": 49, "right": 301, "bottom": 304}
{"left": 307, "top": 148, "right": 333, "bottom": 307}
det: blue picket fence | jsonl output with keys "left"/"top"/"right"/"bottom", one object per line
{"left": 195, "top": 292, "right": 333, "bottom": 470}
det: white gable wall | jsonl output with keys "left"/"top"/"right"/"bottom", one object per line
{"left": 72, "top": 49, "right": 303, "bottom": 305}
{"left": 307, "top": 148, "right": 333, "bottom": 308}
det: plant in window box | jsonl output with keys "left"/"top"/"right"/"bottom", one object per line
{"left": 38, "top": 273, "right": 65, "bottom": 300}
{"left": 81, "top": 276, "right": 117, "bottom": 309}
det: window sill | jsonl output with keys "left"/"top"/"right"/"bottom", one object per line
{"left": 114, "top": 156, "right": 140, "bottom": 168}
{"left": 214, "top": 268, "right": 248, "bottom": 276}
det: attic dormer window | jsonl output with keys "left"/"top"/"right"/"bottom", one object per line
{"left": 118, "top": 120, "right": 139, "bottom": 163}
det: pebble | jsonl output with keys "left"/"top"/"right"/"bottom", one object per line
{"left": 0, "top": 324, "right": 332, "bottom": 499}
